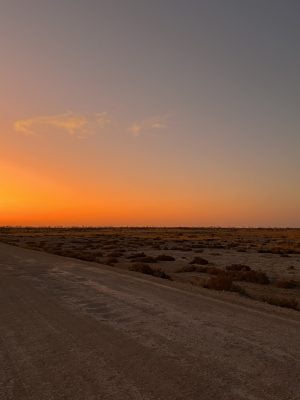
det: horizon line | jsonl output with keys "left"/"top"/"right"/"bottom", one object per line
{"left": 0, "top": 225, "right": 299, "bottom": 230}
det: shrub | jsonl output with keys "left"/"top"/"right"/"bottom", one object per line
{"left": 93, "top": 251, "right": 103, "bottom": 257}
{"left": 107, "top": 250, "right": 123, "bottom": 257}
{"left": 190, "top": 257, "right": 209, "bottom": 265}
{"left": 127, "top": 252, "right": 145, "bottom": 259}
{"left": 129, "top": 263, "right": 171, "bottom": 280}
{"left": 153, "top": 269, "right": 171, "bottom": 280}
{"left": 106, "top": 257, "right": 118, "bottom": 265}
{"left": 177, "top": 265, "right": 198, "bottom": 273}
{"left": 226, "top": 264, "right": 251, "bottom": 272}
{"left": 232, "top": 284, "right": 249, "bottom": 297}
{"left": 274, "top": 279, "right": 297, "bottom": 289}
{"left": 206, "top": 267, "right": 224, "bottom": 275}
{"left": 262, "top": 296, "right": 298, "bottom": 310}
{"left": 132, "top": 256, "right": 157, "bottom": 263}
{"left": 229, "top": 270, "right": 270, "bottom": 284}
{"left": 156, "top": 254, "right": 175, "bottom": 261}
{"left": 74, "top": 253, "right": 99, "bottom": 262}
{"left": 204, "top": 275, "right": 233, "bottom": 291}
{"left": 177, "top": 265, "right": 226, "bottom": 275}
{"left": 130, "top": 263, "right": 154, "bottom": 274}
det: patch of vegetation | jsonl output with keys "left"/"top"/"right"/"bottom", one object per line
{"left": 107, "top": 250, "right": 123, "bottom": 258}
{"left": 106, "top": 257, "right": 118, "bottom": 265}
{"left": 274, "top": 279, "right": 298, "bottom": 289}
{"left": 190, "top": 257, "right": 209, "bottom": 265}
{"left": 226, "top": 264, "right": 251, "bottom": 272}
{"left": 127, "top": 252, "right": 146, "bottom": 259}
{"left": 129, "top": 263, "right": 171, "bottom": 280}
{"left": 132, "top": 256, "right": 157, "bottom": 263}
{"left": 177, "top": 265, "right": 198, "bottom": 273}
{"left": 204, "top": 275, "right": 233, "bottom": 291}
{"left": 227, "top": 270, "right": 270, "bottom": 284}
{"left": 156, "top": 254, "right": 175, "bottom": 261}
{"left": 262, "top": 296, "right": 298, "bottom": 310}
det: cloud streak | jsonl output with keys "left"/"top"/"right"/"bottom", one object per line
{"left": 128, "top": 117, "right": 167, "bottom": 137}
{"left": 14, "top": 112, "right": 111, "bottom": 138}
{"left": 14, "top": 112, "right": 169, "bottom": 139}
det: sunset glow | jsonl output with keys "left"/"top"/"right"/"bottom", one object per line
{"left": 1, "top": 1, "right": 299, "bottom": 227}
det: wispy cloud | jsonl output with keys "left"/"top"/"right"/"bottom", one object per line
{"left": 128, "top": 117, "right": 167, "bottom": 137}
{"left": 14, "top": 112, "right": 111, "bottom": 138}
{"left": 14, "top": 112, "right": 169, "bottom": 139}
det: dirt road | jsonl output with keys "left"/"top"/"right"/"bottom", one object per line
{"left": 0, "top": 243, "right": 299, "bottom": 400}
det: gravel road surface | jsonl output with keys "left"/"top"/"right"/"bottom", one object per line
{"left": 0, "top": 243, "right": 299, "bottom": 400}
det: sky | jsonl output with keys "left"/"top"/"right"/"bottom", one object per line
{"left": 0, "top": 0, "right": 299, "bottom": 227}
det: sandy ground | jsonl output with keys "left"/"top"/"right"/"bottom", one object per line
{"left": 0, "top": 242, "right": 299, "bottom": 400}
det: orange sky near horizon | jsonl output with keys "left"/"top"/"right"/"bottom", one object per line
{"left": 0, "top": 155, "right": 297, "bottom": 227}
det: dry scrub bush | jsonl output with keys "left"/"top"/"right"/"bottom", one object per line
{"left": 228, "top": 270, "right": 270, "bottom": 285}
{"left": 153, "top": 269, "right": 171, "bottom": 280}
{"left": 107, "top": 250, "right": 123, "bottom": 258}
{"left": 190, "top": 257, "right": 209, "bottom": 265}
{"left": 176, "top": 265, "right": 269, "bottom": 287}
{"left": 177, "top": 265, "right": 198, "bottom": 273}
{"left": 226, "top": 264, "right": 251, "bottom": 272}
{"left": 231, "top": 284, "right": 249, "bottom": 297}
{"left": 176, "top": 265, "right": 222, "bottom": 274}
{"left": 274, "top": 279, "right": 297, "bottom": 289}
{"left": 129, "top": 263, "right": 171, "bottom": 280}
{"left": 127, "top": 252, "right": 146, "bottom": 259}
{"left": 206, "top": 267, "right": 224, "bottom": 275}
{"left": 130, "top": 263, "right": 153, "bottom": 274}
{"left": 75, "top": 254, "right": 99, "bottom": 262}
{"left": 190, "top": 265, "right": 270, "bottom": 285}
{"left": 93, "top": 251, "right": 104, "bottom": 257}
{"left": 262, "top": 296, "right": 298, "bottom": 310}
{"left": 133, "top": 256, "right": 157, "bottom": 263}
{"left": 204, "top": 275, "right": 233, "bottom": 291}
{"left": 156, "top": 254, "right": 175, "bottom": 261}
{"left": 152, "top": 245, "right": 161, "bottom": 250}
{"left": 106, "top": 257, "right": 118, "bottom": 265}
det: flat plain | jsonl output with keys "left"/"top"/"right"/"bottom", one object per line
{"left": 0, "top": 228, "right": 299, "bottom": 399}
